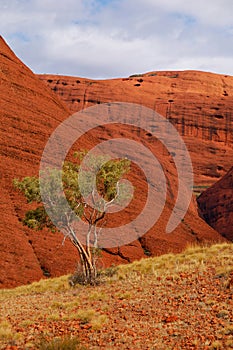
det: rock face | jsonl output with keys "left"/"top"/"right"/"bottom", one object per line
{"left": 0, "top": 36, "right": 226, "bottom": 288}
{"left": 0, "top": 36, "right": 77, "bottom": 288}
{"left": 197, "top": 167, "right": 233, "bottom": 241}
{"left": 39, "top": 71, "right": 233, "bottom": 188}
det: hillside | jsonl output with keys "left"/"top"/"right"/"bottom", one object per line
{"left": 0, "top": 36, "right": 227, "bottom": 289}
{"left": 0, "top": 36, "right": 77, "bottom": 287}
{"left": 39, "top": 70, "right": 233, "bottom": 188}
{"left": 0, "top": 243, "right": 232, "bottom": 349}
{"left": 197, "top": 167, "right": 233, "bottom": 241}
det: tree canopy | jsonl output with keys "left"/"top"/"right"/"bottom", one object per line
{"left": 14, "top": 152, "right": 131, "bottom": 284}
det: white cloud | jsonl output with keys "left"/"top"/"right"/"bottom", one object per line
{"left": 141, "top": 0, "right": 233, "bottom": 26}
{"left": 0, "top": 0, "right": 232, "bottom": 78}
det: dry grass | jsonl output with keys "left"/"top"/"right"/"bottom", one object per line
{"left": 0, "top": 320, "right": 22, "bottom": 343}
{"left": 88, "top": 291, "right": 108, "bottom": 301}
{"left": 115, "top": 242, "right": 233, "bottom": 280}
{"left": 69, "top": 309, "right": 96, "bottom": 323}
{"left": 90, "top": 314, "right": 108, "bottom": 331}
{"left": 0, "top": 242, "right": 232, "bottom": 349}
{"left": 36, "top": 335, "right": 84, "bottom": 350}
{"left": 0, "top": 275, "right": 69, "bottom": 300}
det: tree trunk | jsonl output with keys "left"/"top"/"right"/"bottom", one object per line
{"left": 70, "top": 236, "right": 97, "bottom": 285}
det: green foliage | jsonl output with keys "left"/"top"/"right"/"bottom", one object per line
{"left": 14, "top": 152, "right": 131, "bottom": 232}
{"left": 97, "top": 158, "right": 130, "bottom": 201}
{"left": 14, "top": 151, "right": 131, "bottom": 285}
{"left": 78, "top": 154, "right": 111, "bottom": 198}
{"left": 13, "top": 177, "right": 41, "bottom": 203}
{"left": 40, "top": 166, "right": 84, "bottom": 226}
{"left": 73, "top": 149, "right": 87, "bottom": 162}
{"left": 23, "top": 206, "right": 53, "bottom": 230}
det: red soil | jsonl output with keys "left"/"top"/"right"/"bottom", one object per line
{"left": 0, "top": 36, "right": 227, "bottom": 289}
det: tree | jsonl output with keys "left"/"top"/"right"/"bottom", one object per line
{"left": 14, "top": 152, "right": 130, "bottom": 285}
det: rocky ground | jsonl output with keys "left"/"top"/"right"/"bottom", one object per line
{"left": 0, "top": 243, "right": 232, "bottom": 349}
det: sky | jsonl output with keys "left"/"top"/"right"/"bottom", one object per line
{"left": 0, "top": 0, "right": 233, "bottom": 79}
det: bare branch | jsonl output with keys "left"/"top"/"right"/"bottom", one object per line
{"left": 91, "top": 189, "right": 96, "bottom": 206}
{"left": 94, "top": 211, "right": 105, "bottom": 224}
{"left": 62, "top": 233, "right": 69, "bottom": 246}
{"left": 83, "top": 210, "right": 91, "bottom": 224}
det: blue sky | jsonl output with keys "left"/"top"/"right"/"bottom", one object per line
{"left": 0, "top": 0, "right": 233, "bottom": 78}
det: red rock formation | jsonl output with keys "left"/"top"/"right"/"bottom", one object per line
{"left": 39, "top": 71, "right": 233, "bottom": 188}
{"left": 0, "top": 36, "right": 77, "bottom": 288}
{"left": 197, "top": 167, "right": 233, "bottom": 241}
{"left": 0, "top": 36, "right": 225, "bottom": 288}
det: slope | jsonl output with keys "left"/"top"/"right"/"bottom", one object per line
{"left": 0, "top": 243, "right": 232, "bottom": 349}
{"left": 39, "top": 70, "right": 233, "bottom": 188}
{"left": 0, "top": 36, "right": 225, "bottom": 288}
{"left": 197, "top": 167, "right": 233, "bottom": 241}
{"left": 0, "top": 36, "right": 77, "bottom": 287}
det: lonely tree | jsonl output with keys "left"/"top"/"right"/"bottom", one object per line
{"left": 14, "top": 152, "right": 130, "bottom": 284}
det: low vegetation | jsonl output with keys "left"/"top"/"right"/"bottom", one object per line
{"left": 36, "top": 335, "right": 84, "bottom": 350}
{"left": 14, "top": 151, "right": 131, "bottom": 285}
{"left": 0, "top": 243, "right": 232, "bottom": 349}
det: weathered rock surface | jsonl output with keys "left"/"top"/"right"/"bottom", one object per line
{"left": 0, "top": 36, "right": 226, "bottom": 288}
{"left": 39, "top": 70, "right": 233, "bottom": 188}
{"left": 197, "top": 167, "right": 233, "bottom": 241}
{"left": 0, "top": 36, "right": 77, "bottom": 287}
